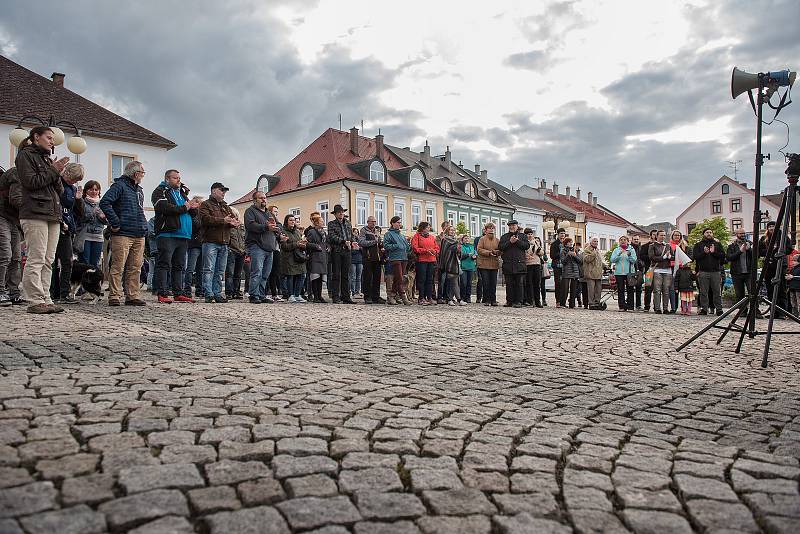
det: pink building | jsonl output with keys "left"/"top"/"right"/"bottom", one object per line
{"left": 676, "top": 175, "right": 781, "bottom": 238}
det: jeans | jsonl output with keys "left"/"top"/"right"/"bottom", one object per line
{"left": 460, "top": 270, "right": 474, "bottom": 302}
{"left": 202, "top": 243, "right": 228, "bottom": 298}
{"left": 416, "top": 262, "right": 435, "bottom": 300}
{"left": 697, "top": 271, "right": 722, "bottom": 311}
{"left": 732, "top": 274, "right": 752, "bottom": 303}
{"left": 479, "top": 268, "right": 498, "bottom": 304}
{"left": 437, "top": 270, "right": 449, "bottom": 301}
{"left": 615, "top": 274, "right": 634, "bottom": 310}
{"left": 0, "top": 217, "right": 22, "bottom": 298}
{"left": 652, "top": 272, "right": 673, "bottom": 312}
{"left": 80, "top": 240, "right": 103, "bottom": 269}
{"left": 330, "top": 249, "right": 351, "bottom": 301}
{"left": 288, "top": 273, "right": 305, "bottom": 297}
{"left": 225, "top": 251, "right": 244, "bottom": 296}
{"left": 156, "top": 237, "right": 189, "bottom": 296}
{"left": 247, "top": 245, "right": 273, "bottom": 300}
{"left": 50, "top": 231, "right": 73, "bottom": 300}
{"left": 268, "top": 250, "right": 282, "bottom": 297}
{"left": 184, "top": 247, "right": 203, "bottom": 295}
{"left": 362, "top": 260, "right": 382, "bottom": 301}
{"left": 553, "top": 266, "right": 564, "bottom": 305}
{"left": 350, "top": 263, "right": 363, "bottom": 294}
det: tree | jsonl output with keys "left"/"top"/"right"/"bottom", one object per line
{"left": 687, "top": 216, "right": 731, "bottom": 247}
{"left": 456, "top": 221, "right": 469, "bottom": 237}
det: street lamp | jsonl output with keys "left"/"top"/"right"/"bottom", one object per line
{"left": 8, "top": 115, "right": 87, "bottom": 159}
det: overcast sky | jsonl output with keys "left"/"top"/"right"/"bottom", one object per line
{"left": 2, "top": 0, "right": 798, "bottom": 223}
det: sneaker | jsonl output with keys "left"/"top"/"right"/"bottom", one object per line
{"left": 59, "top": 296, "right": 79, "bottom": 304}
{"left": 174, "top": 295, "right": 195, "bottom": 303}
{"left": 698, "top": 308, "right": 708, "bottom": 315}
{"left": 215, "top": 296, "right": 228, "bottom": 303}
{"left": 288, "top": 296, "right": 297, "bottom": 303}
{"left": 158, "top": 295, "right": 174, "bottom": 304}
{"left": 273, "top": 295, "right": 284, "bottom": 302}
{"left": 263, "top": 296, "right": 274, "bottom": 303}
{"left": 459, "top": 300, "right": 469, "bottom": 306}
{"left": 27, "top": 303, "right": 51, "bottom": 314}
{"left": 249, "top": 297, "right": 262, "bottom": 304}
{"left": 448, "top": 299, "right": 457, "bottom": 306}
{"left": 10, "top": 296, "right": 27, "bottom": 305}
{"left": 716, "top": 309, "right": 724, "bottom": 316}
{"left": 108, "top": 299, "right": 121, "bottom": 307}
{"left": 205, "top": 296, "right": 216, "bottom": 303}
{"left": 0, "top": 294, "right": 10, "bottom": 307}
{"left": 125, "top": 299, "right": 147, "bottom": 306}
{"left": 418, "top": 299, "right": 425, "bottom": 306}
{"left": 295, "top": 296, "right": 307, "bottom": 303}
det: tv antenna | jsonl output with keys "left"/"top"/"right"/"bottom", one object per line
{"left": 727, "top": 159, "right": 743, "bottom": 180}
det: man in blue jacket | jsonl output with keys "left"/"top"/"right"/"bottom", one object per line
{"left": 151, "top": 169, "right": 200, "bottom": 304}
{"left": 100, "top": 161, "right": 149, "bottom": 306}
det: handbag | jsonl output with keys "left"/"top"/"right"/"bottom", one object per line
{"left": 542, "top": 262, "right": 552, "bottom": 279}
{"left": 643, "top": 268, "right": 654, "bottom": 288}
{"left": 627, "top": 270, "right": 643, "bottom": 287}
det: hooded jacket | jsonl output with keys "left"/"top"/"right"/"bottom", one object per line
{"left": 11, "top": 144, "right": 63, "bottom": 222}
{"left": 152, "top": 181, "right": 194, "bottom": 239}
{"left": 383, "top": 227, "right": 411, "bottom": 262}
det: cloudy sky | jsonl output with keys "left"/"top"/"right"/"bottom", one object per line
{"left": 2, "top": 0, "right": 798, "bottom": 223}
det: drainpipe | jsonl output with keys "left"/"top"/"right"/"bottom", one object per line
{"left": 342, "top": 180, "right": 353, "bottom": 221}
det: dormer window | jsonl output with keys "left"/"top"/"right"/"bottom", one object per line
{"left": 410, "top": 168, "right": 424, "bottom": 189}
{"left": 465, "top": 181, "right": 476, "bottom": 198}
{"left": 369, "top": 161, "right": 385, "bottom": 183}
{"left": 487, "top": 189, "right": 497, "bottom": 201}
{"left": 442, "top": 179, "right": 452, "bottom": 193}
{"left": 722, "top": 183, "right": 730, "bottom": 194}
{"left": 300, "top": 164, "right": 314, "bottom": 185}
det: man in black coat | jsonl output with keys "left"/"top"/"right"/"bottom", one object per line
{"left": 549, "top": 228, "right": 566, "bottom": 307}
{"left": 759, "top": 221, "right": 792, "bottom": 318}
{"left": 641, "top": 229, "right": 657, "bottom": 311}
{"left": 499, "top": 220, "right": 530, "bottom": 308}
{"left": 726, "top": 228, "right": 754, "bottom": 304}
{"left": 327, "top": 204, "right": 355, "bottom": 304}
{"left": 692, "top": 227, "right": 726, "bottom": 315}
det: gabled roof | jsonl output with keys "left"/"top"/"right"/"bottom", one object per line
{"left": 544, "top": 190, "right": 629, "bottom": 228}
{"left": 0, "top": 55, "right": 175, "bottom": 148}
{"left": 231, "top": 129, "right": 439, "bottom": 204}
{"left": 675, "top": 175, "right": 782, "bottom": 222}
{"left": 490, "top": 181, "right": 571, "bottom": 217}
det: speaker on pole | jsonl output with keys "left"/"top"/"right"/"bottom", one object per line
{"left": 731, "top": 67, "right": 760, "bottom": 99}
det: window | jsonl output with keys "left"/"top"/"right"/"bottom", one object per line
{"left": 410, "top": 168, "right": 424, "bottom": 189}
{"left": 356, "top": 194, "right": 369, "bottom": 226}
{"left": 369, "top": 161, "right": 385, "bottom": 183}
{"left": 300, "top": 164, "right": 314, "bottom": 185}
{"left": 374, "top": 197, "right": 386, "bottom": 227}
{"left": 600, "top": 238, "right": 607, "bottom": 250}
{"left": 412, "top": 202, "right": 422, "bottom": 228}
{"left": 458, "top": 213, "right": 468, "bottom": 229}
{"left": 722, "top": 183, "right": 730, "bottom": 194}
{"left": 488, "top": 190, "right": 497, "bottom": 201}
{"left": 731, "top": 218, "right": 743, "bottom": 232}
{"left": 492, "top": 217, "right": 500, "bottom": 230}
{"left": 711, "top": 200, "right": 722, "bottom": 214}
{"left": 470, "top": 215, "right": 479, "bottom": 237}
{"left": 426, "top": 205, "right": 436, "bottom": 227}
{"left": 111, "top": 154, "right": 134, "bottom": 181}
{"left": 442, "top": 180, "right": 452, "bottom": 193}
{"left": 317, "top": 201, "right": 329, "bottom": 224}
{"left": 687, "top": 223, "right": 697, "bottom": 234}
{"left": 290, "top": 207, "right": 301, "bottom": 220}
{"left": 465, "top": 181, "right": 476, "bottom": 198}
{"left": 394, "top": 199, "right": 405, "bottom": 222}
{"left": 731, "top": 198, "right": 742, "bottom": 212}
{"left": 447, "top": 211, "right": 456, "bottom": 227}
{"left": 500, "top": 218, "right": 508, "bottom": 231}
{"left": 481, "top": 215, "right": 490, "bottom": 228}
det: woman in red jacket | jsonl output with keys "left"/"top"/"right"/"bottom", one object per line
{"left": 411, "top": 221, "right": 439, "bottom": 305}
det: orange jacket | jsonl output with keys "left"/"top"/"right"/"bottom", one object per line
{"left": 411, "top": 232, "right": 439, "bottom": 262}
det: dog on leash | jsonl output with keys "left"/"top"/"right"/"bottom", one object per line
{"left": 404, "top": 264, "right": 417, "bottom": 301}
{"left": 69, "top": 262, "right": 104, "bottom": 304}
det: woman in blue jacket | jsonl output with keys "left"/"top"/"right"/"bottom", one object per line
{"left": 610, "top": 235, "right": 638, "bottom": 312}
{"left": 382, "top": 216, "right": 411, "bottom": 305}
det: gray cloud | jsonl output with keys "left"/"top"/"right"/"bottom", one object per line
{"left": 505, "top": 50, "right": 550, "bottom": 71}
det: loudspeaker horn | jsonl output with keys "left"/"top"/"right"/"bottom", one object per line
{"left": 731, "top": 67, "right": 759, "bottom": 99}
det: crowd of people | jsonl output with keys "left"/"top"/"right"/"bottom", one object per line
{"left": 2, "top": 125, "right": 798, "bottom": 316}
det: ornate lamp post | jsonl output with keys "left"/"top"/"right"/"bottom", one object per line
{"left": 8, "top": 115, "right": 87, "bottom": 160}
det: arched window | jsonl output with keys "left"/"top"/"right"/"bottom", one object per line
{"left": 722, "top": 183, "right": 730, "bottom": 194}
{"left": 369, "top": 161, "right": 385, "bottom": 182}
{"left": 409, "top": 168, "right": 424, "bottom": 189}
{"left": 488, "top": 189, "right": 497, "bottom": 201}
{"left": 442, "top": 180, "right": 451, "bottom": 193}
{"left": 300, "top": 165, "right": 314, "bottom": 185}
{"left": 465, "top": 181, "right": 476, "bottom": 198}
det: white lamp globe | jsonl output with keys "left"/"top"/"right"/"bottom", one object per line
{"left": 67, "top": 135, "right": 87, "bottom": 155}
{"left": 560, "top": 220, "right": 571, "bottom": 229}
{"left": 9, "top": 127, "right": 28, "bottom": 147}
{"left": 541, "top": 220, "right": 555, "bottom": 231}
{"left": 50, "top": 127, "right": 65, "bottom": 146}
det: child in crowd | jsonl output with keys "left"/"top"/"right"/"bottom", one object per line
{"left": 675, "top": 262, "right": 695, "bottom": 315}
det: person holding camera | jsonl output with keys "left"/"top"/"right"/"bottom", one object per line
{"left": 412, "top": 221, "right": 438, "bottom": 305}
{"left": 726, "top": 228, "right": 754, "bottom": 305}
{"left": 244, "top": 191, "right": 279, "bottom": 304}
{"left": 582, "top": 237, "right": 604, "bottom": 310}
{"left": 648, "top": 230, "right": 673, "bottom": 314}
{"left": 280, "top": 214, "right": 308, "bottom": 302}
{"left": 558, "top": 237, "right": 582, "bottom": 308}
{"left": 327, "top": 204, "right": 355, "bottom": 304}
{"left": 199, "top": 182, "right": 238, "bottom": 303}
{"left": 522, "top": 228, "right": 542, "bottom": 307}
{"left": 305, "top": 214, "right": 329, "bottom": 303}
{"left": 499, "top": 220, "right": 530, "bottom": 308}
{"left": 550, "top": 228, "right": 567, "bottom": 307}
{"left": 358, "top": 216, "right": 385, "bottom": 304}
{"left": 692, "top": 227, "right": 725, "bottom": 316}
{"left": 610, "top": 235, "right": 638, "bottom": 311}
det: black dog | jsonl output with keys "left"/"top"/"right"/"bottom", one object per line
{"left": 69, "top": 262, "right": 104, "bottom": 304}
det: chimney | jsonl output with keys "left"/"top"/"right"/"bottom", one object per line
{"left": 539, "top": 179, "right": 547, "bottom": 192}
{"left": 480, "top": 170, "right": 488, "bottom": 183}
{"left": 565, "top": 186, "right": 571, "bottom": 198}
{"left": 592, "top": 196, "right": 598, "bottom": 207}
{"left": 475, "top": 164, "right": 481, "bottom": 174}
{"left": 51, "top": 72, "right": 65, "bottom": 87}
{"left": 375, "top": 133, "right": 384, "bottom": 160}
{"left": 444, "top": 145, "right": 452, "bottom": 171}
{"left": 420, "top": 140, "right": 431, "bottom": 165}
{"left": 350, "top": 127, "right": 359, "bottom": 157}
{"left": 576, "top": 187, "right": 581, "bottom": 201}
{"left": 587, "top": 192, "right": 593, "bottom": 205}
{"left": 552, "top": 182, "right": 559, "bottom": 195}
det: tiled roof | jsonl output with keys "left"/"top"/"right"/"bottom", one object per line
{"left": 544, "top": 191, "right": 629, "bottom": 227}
{"left": 0, "top": 55, "right": 175, "bottom": 148}
{"left": 490, "top": 181, "right": 573, "bottom": 217}
{"left": 231, "top": 129, "right": 439, "bottom": 204}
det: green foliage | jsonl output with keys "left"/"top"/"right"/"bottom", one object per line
{"left": 604, "top": 243, "right": 618, "bottom": 265}
{"left": 456, "top": 221, "right": 469, "bottom": 237}
{"left": 687, "top": 216, "right": 731, "bottom": 247}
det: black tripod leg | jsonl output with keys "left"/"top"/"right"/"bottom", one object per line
{"left": 676, "top": 297, "right": 748, "bottom": 352}
{"left": 717, "top": 303, "right": 747, "bottom": 344}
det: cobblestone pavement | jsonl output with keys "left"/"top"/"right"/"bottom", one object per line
{"left": 1, "top": 297, "right": 800, "bottom": 534}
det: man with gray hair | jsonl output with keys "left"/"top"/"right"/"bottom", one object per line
{"left": 51, "top": 162, "right": 84, "bottom": 304}
{"left": 100, "top": 160, "right": 149, "bottom": 306}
